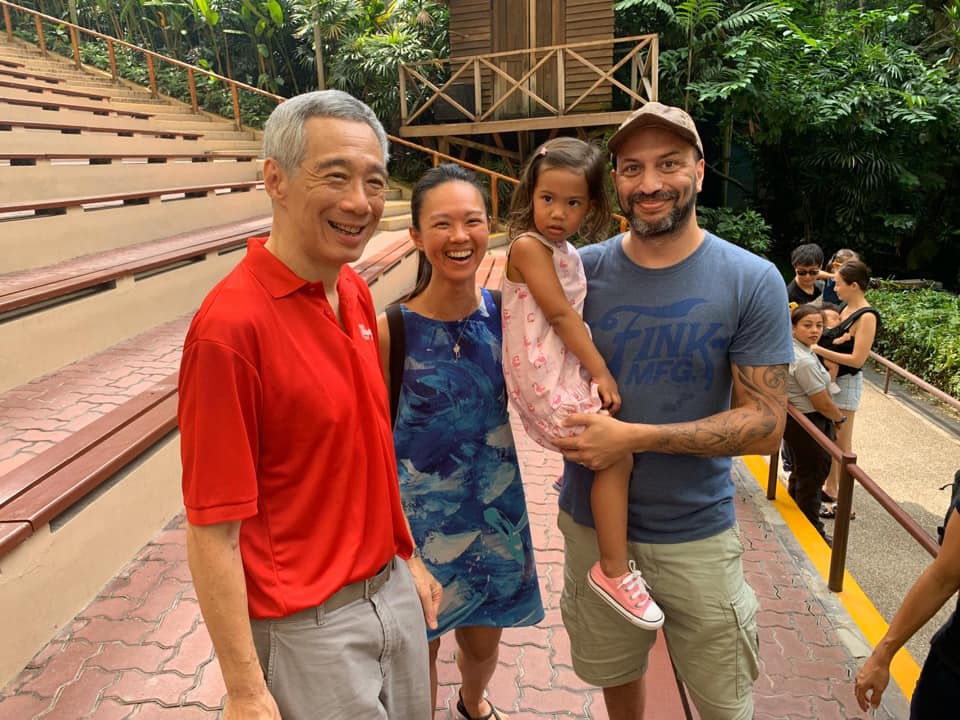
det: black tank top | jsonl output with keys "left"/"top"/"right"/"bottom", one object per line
{"left": 818, "top": 307, "right": 881, "bottom": 376}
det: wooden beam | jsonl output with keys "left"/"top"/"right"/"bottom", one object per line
{"left": 397, "top": 110, "right": 635, "bottom": 138}
{"left": 446, "top": 136, "right": 520, "bottom": 161}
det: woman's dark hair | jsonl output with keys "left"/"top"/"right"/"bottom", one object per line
{"left": 405, "top": 163, "right": 490, "bottom": 301}
{"left": 837, "top": 259, "right": 871, "bottom": 291}
{"left": 791, "top": 303, "right": 824, "bottom": 326}
{"left": 507, "top": 137, "right": 611, "bottom": 244}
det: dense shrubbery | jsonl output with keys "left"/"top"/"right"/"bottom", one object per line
{"left": 869, "top": 287, "right": 960, "bottom": 399}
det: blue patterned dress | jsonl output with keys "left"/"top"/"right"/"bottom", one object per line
{"left": 393, "top": 289, "right": 544, "bottom": 640}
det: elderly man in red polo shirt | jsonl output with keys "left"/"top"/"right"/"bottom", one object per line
{"left": 178, "top": 90, "right": 437, "bottom": 720}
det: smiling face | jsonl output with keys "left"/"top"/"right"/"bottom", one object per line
{"left": 410, "top": 180, "right": 490, "bottom": 285}
{"left": 531, "top": 166, "right": 591, "bottom": 243}
{"left": 793, "top": 312, "right": 824, "bottom": 347}
{"left": 264, "top": 117, "right": 387, "bottom": 282}
{"left": 612, "top": 126, "right": 703, "bottom": 239}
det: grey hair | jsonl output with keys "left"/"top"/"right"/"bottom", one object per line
{"left": 262, "top": 90, "right": 390, "bottom": 172}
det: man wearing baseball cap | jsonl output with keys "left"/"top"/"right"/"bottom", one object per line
{"left": 552, "top": 102, "right": 793, "bottom": 719}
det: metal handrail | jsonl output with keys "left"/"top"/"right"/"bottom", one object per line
{"left": 871, "top": 350, "right": 960, "bottom": 416}
{"left": 768, "top": 403, "right": 940, "bottom": 593}
{"left": 1, "top": 0, "right": 630, "bottom": 231}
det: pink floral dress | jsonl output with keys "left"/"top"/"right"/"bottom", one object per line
{"left": 501, "top": 231, "right": 602, "bottom": 452}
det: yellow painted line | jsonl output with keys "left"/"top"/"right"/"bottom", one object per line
{"left": 741, "top": 455, "right": 921, "bottom": 700}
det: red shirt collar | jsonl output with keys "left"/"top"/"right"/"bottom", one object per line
{"left": 244, "top": 237, "right": 356, "bottom": 302}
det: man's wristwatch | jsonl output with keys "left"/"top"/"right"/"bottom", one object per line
{"left": 835, "top": 415, "right": 847, "bottom": 425}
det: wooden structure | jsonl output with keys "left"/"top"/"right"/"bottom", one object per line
{"left": 399, "top": 0, "right": 658, "bottom": 158}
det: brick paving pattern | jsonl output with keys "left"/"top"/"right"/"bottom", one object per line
{"left": 0, "top": 412, "right": 911, "bottom": 718}
{"left": 0, "top": 316, "right": 189, "bottom": 477}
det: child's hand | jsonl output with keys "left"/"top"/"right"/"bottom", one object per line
{"left": 595, "top": 373, "right": 621, "bottom": 414}
{"left": 830, "top": 332, "right": 852, "bottom": 345}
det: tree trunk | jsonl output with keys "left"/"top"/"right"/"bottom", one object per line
{"left": 314, "top": 22, "right": 326, "bottom": 90}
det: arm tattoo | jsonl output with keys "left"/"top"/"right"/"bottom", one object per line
{"left": 648, "top": 364, "right": 788, "bottom": 457}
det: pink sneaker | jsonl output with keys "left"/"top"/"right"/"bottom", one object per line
{"left": 587, "top": 560, "right": 664, "bottom": 629}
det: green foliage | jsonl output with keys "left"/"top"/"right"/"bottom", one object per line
{"left": 869, "top": 287, "right": 960, "bottom": 398}
{"left": 617, "top": 0, "right": 960, "bottom": 289}
{"left": 697, "top": 206, "right": 771, "bottom": 255}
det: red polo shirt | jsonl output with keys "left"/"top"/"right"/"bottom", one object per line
{"left": 178, "top": 238, "right": 413, "bottom": 619}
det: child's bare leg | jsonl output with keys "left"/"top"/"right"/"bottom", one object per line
{"left": 590, "top": 453, "right": 633, "bottom": 578}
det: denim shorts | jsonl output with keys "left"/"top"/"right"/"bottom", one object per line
{"left": 834, "top": 372, "right": 863, "bottom": 411}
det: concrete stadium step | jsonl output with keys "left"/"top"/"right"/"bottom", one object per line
{"left": 0, "top": 217, "right": 273, "bottom": 393}
{"left": 0, "top": 184, "right": 271, "bottom": 273}
{"left": 0, "top": 155, "right": 263, "bottom": 204}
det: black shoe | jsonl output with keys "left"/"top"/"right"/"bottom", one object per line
{"left": 821, "top": 490, "right": 836, "bottom": 504}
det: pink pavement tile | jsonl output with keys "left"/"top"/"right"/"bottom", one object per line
{"left": 87, "top": 642, "right": 174, "bottom": 674}
{"left": 0, "top": 692, "right": 52, "bottom": 719}
{"left": 160, "top": 626, "right": 215, "bottom": 676}
{"left": 129, "top": 579, "right": 189, "bottom": 622}
{"left": 17, "top": 641, "right": 100, "bottom": 698}
{"left": 39, "top": 667, "right": 118, "bottom": 720}
{"left": 116, "top": 702, "right": 216, "bottom": 718}
{"left": 70, "top": 617, "right": 151, "bottom": 646}
{"left": 81, "top": 698, "right": 136, "bottom": 720}
{"left": 102, "top": 669, "right": 195, "bottom": 706}
{"left": 140, "top": 600, "right": 202, "bottom": 649}
{"left": 180, "top": 659, "right": 225, "bottom": 710}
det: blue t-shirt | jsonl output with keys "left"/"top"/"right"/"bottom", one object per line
{"left": 559, "top": 231, "right": 794, "bottom": 543}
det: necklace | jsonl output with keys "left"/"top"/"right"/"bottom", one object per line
{"left": 452, "top": 318, "right": 469, "bottom": 361}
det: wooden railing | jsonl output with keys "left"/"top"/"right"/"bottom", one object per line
{"left": 399, "top": 34, "right": 658, "bottom": 126}
{"left": 1, "top": 0, "right": 261, "bottom": 129}
{"left": 0, "top": 0, "right": 629, "bottom": 232}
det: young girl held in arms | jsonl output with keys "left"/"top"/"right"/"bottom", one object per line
{"left": 502, "top": 137, "right": 664, "bottom": 629}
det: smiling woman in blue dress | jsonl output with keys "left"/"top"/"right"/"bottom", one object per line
{"left": 376, "top": 164, "right": 544, "bottom": 720}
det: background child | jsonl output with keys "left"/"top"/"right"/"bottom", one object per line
{"left": 820, "top": 248, "right": 859, "bottom": 306}
{"left": 501, "top": 137, "right": 663, "bottom": 629}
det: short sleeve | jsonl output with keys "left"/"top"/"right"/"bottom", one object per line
{"left": 730, "top": 265, "right": 794, "bottom": 367}
{"left": 791, "top": 357, "right": 829, "bottom": 397}
{"left": 178, "top": 339, "right": 262, "bottom": 525}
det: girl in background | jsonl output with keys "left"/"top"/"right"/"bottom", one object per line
{"left": 502, "top": 137, "right": 663, "bottom": 629}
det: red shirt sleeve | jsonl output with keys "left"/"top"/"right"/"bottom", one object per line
{"left": 178, "top": 339, "right": 262, "bottom": 525}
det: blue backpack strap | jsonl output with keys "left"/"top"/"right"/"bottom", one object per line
{"left": 385, "top": 303, "right": 405, "bottom": 427}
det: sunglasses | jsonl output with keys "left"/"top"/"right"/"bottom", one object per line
{"left": 794, "top": 269, "right": 820, "bottom": 277}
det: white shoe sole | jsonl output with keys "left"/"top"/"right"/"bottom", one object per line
{"left": 586, "top": 572, "right": 665, "bottom": 630}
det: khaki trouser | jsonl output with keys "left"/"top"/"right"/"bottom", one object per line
{"left": 558, "top": 511, "right": 760, "bottom": 720}
{"left": 251, "top": 559, "right": 431, "bottom": 720}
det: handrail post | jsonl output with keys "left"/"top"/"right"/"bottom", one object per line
{"left": 556, "top": 49, "right": 565, "bottom": 114}
{"left": 146, "top": 54, "right": 158, "bottom": 98}
{"left": 491, "top": 179, "right": 499, "bottom": 226}
{"left": 107, "top": 39, "right": 118, "bottom": 81}
{"left": 187, "top": 68, "right": 199, "bottom": 113}
{"left": 766, "top": 450, "right": 779, "bottom": 500}
{"left": 828, "top": 451, "right": 857, "bottom": 591}
{"left": 474, "top": 61, "right": 482, "bottom": 118}
{"left": 231, "top": 83, "right": 241, "bottom": 130}
{"left": 432, "top": 152, "right": 439, "bottom": 168}
{"left": 3, "top": 3, "right": 12, "bottom": 41}
{"left": 70, "top": 26, "right": 81, "bottom": 67}
{"left": 884, "top": 366, "right": 891, "bottom": 395}
{"left": 35, "top": 15, "right": 46, "bottom": 55}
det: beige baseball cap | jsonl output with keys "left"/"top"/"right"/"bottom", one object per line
{"left": 608, "top": 102, "right": 704, "bottom": 159}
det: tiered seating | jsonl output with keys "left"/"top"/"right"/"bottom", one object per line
{"left": 0, "top": 31, "right": 422, "bottom": 686}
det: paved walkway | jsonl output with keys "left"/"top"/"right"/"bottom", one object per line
{"left": 0, "top": 417, "right": 911, "bottom": 719}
